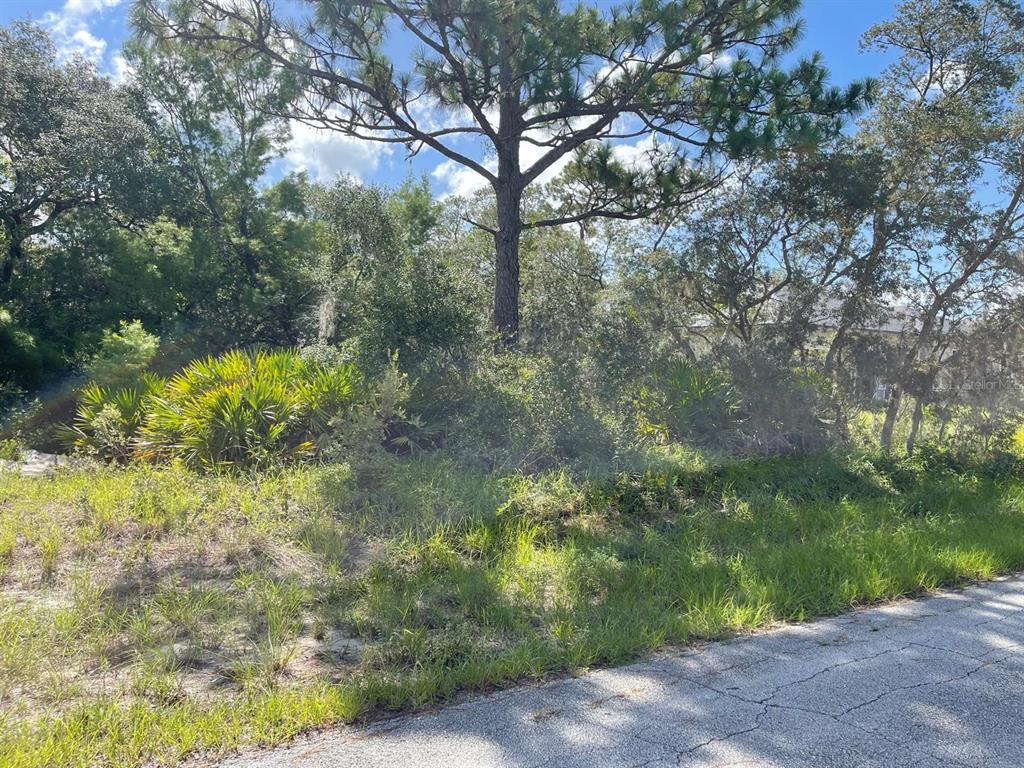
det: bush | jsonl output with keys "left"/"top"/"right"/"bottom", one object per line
{"left": 0, "top": 307, "right": 63, "bottom": 401}
{"left": 84, "top": 320, "right": 160, "bottom": 389}
{"left": 320, "top": 352, "right": 421, "bottom": 460}
{"left": 439, "top": 352, "right": 615, "bottom": 471}
{"left": 137, "top": 349, "right": 363, "bottom": 469}
{"left": 61, "top": 374, "right": 164, "bottom": 462}
{"left": 721, "top": 347, "right": 830, "bottom": 454}
{"left": 639, "top": 360, "right": 742, "bottom": 449}
{"left": 1009, "top": 424, "right": 1024, "bottom": 459}
{"left": 639, "top": 349, "right": 831, "bottom": 455}
{"left": 354, "top": 251, "right": 483, "bottom": 374}
{"left": 63, "top": 349, "right": 368, "bottom": 469}
{"left": 0, "top": 438, "right": 20, "bottom": 461}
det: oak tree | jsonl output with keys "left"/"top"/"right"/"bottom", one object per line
{"left": 0, "top": 23, "right": 158, "bottom": 286}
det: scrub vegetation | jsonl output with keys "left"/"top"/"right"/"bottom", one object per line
{"left": 2, "top": 0, "right": 1024, "bottom": 766}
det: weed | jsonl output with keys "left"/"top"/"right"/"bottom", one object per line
{"left": 38, "top": 529, "right": 60, "bottom": 580}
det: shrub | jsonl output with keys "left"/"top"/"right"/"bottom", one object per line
{"left": 1009, "top": 424, "right": 1024, "bottom": 459}
{"left": 355, "top": 251, "right": 483, "bottom": 374}
{"left": 136, "top": 349, "right": 362, "bottom": 469}
{"left": 321, "top": 353, "right": 422, "bottom": 460}
{"left": 61, "top": 375, "right": 165, "bottom": 462}
{"left": 0, "top": 307, "right": 63, "bottom": 401}
{"left": 439, "top": 352, "right": 615, "bottom": 471}
{"left": 85, "top": 320, "right": 160, "bottom": 390}
{"left": 639, "top": 349, "right": 831, "bottom": 455}
{"left": 640, "top": 360, "right": 742, "bottom": 450}
{"left": 0, "top": 438, "right": 20, "bottom": 461}
{"left": 721, "top": 347, "right": 830, "bottom": 454}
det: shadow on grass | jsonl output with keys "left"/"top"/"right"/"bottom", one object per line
{"left": 273, "top": 578, "right": 1024, "bottom": 768}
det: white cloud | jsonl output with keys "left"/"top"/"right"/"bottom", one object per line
{"left": 431, "top": 158, "right": 494, "bottom": 199}
{"left": 64, "top": 0, "right": 123, "bottom": 13}
{"left": 284, "top": 121, "right": 394, "bottom": 182}
{"left": 610, "top": 135, "right": 659, "bottom": 169}
{"left": 67, "top": 26, "right": 107, "bottom": 60}
{"left": 698, "top": 51, "right": 735, "bottom": 71}
{"left": 42, "top": 0, "right": 123, "bottom": 64}
{"left": 108, "top": 53, "right": 132, "bottom": 85}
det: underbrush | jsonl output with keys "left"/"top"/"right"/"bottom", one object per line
{"left": 1, "top": 450, "right": 1023, "bottom": 766}
{"left": 64, "top": 348, "right": 366, "bottom": 469}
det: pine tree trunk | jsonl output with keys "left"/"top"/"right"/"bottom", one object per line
{"left": 493, "top": 182, "right": 522, "bottom": 348}
{"left": 491, "top": 18, "right": 524, "bottom": 351}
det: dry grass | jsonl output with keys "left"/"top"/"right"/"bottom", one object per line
{"left": 0, "top": 462, "right": 371, "bottom": 722}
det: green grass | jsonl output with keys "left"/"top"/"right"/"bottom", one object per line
{"left": 1, "top": 450, "right": 1023, "bottom": 766}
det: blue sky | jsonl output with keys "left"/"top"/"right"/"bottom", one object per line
{"left": 3, "top": 0, "right": 901, "bottom": 193}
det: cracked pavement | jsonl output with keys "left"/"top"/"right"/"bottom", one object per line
{"left": 216, "top": 575, "right": 1024, "bottom": 768}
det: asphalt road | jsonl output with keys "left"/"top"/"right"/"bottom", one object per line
{"left": 218, "top": 575, "right": 1024, "bottom": 768}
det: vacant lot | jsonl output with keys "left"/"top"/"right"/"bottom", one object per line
{"left": 1, "top": 451, "right": 1022, "bottom": 767}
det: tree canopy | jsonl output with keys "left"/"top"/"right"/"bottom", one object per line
{"left": 136, "top": 0, "right": 872, "bottom": 344}
{"left": 0, "top": 22, "right": 160, "bottom": 286}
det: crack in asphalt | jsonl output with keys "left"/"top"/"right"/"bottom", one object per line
{"left": 570, "top": 589, "right": 1023, "bottom": 765}
{"left": 215, "top": 577, "right": 1024, "bottom": 768}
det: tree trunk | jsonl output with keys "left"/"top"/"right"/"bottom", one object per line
{"left": 824, "top": 324, "right": 847, "bottom": 378}
{"left": 938, "top": 412, "right": 951, "bottom": 443}
{"left": 0, "top": 216, "right": 23, "bottom": 286}
{"left": 832, "top": 395, "right": 850, "bottom": 443}
{"left": 880, "top": 383, "right": 901, "bottom": 450}
{"left": 0, "top": 245, "right": 15, "bottom": 285}
{"left": 493, "top": 182, "right": 522, "bottom": 348}
{"left": 491, "top": 16, "right": 524, "bottom": 350}
{"left": 236, "top": 205, "right": 260, "bottom": 279}
{"left": 905, "top": 396, "right": 925, "bottom": 454}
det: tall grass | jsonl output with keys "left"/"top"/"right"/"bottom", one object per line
{"left": 1, "top": 451, "right": 1023, "bottom": 766}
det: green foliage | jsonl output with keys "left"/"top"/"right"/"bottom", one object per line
{"left": 639, "top": 350, "right": 830, "bottom": 454}
{"left": 137, "top": 349, "right": 362, "bottom": 469}
{"left": 0, "top": 437, "right": 19, "bottom": 461}
{"left": 722, "top": 347, "right": 830, "bottom": 454}
{"left": 137, "top": 0, "right": 872, "bottom": 343}
{"left": 320, "top": 352, "right": 421, "bottom": 460}
{"left": 0, "top": 218, "right": 197, "bottom": 392}
{"left": 439, "top": 352, "right": 615, "bottom": 471}
{"left": 122, "top": 33, "right": 315, "bottom": 349}
{"left": 85, "top": 320, "right": 160, "bottom": 390}
{"left": 308, "top": 177, "right": 484, "bottom": 374}
{"left": 641, "top": 360, "right": 742, "bottom": 449}
{"left": 356, "top": 250, "right": 482, "bottom": 373}
{"left": 0, "top": 306, "right": 62, "bottom": 401}
{"left": 62, "top": 375, "right": 165, "bottom": 463}
{"left": 388, "top": 176, "right": 442, "bottom": 251}
{"left": 517, "top": 219, "right": 603, "bottom": 354}
{"left": 0, "top": 22, "right": 162, "bottom": 286}
{"left": 1009, "top": 424, "right": 1024, "bottom": 459}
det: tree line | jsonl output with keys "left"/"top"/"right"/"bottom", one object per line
{"left": 2, "top": 0, "right": 1024, "bottom": 457}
